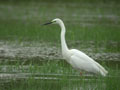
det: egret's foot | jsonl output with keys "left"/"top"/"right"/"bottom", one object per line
{"left": 80, "top": 72, "right": 82, "bottom": 76}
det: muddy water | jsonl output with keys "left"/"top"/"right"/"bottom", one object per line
{"left": 0, "top": 41, "right": 119, "bottom": 61}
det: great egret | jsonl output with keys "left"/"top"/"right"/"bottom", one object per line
{"left": 43, "top": 18, "right": 108, "bottom": 76}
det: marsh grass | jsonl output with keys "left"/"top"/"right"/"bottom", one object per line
{"left": 0, "top": 22, "right": 120, "bottom": 52}
{"left": 0, "top": 59, "right": 120, "bottom": 90}
{"left": 0, "top": 1, "right": 120, "bottom": 43}
{"left": 0, "top": 1, "right": 120, "bottom": 52}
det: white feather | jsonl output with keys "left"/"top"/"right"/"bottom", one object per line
{"left": 66, "top": 49, "right": 108, "bottom": 76}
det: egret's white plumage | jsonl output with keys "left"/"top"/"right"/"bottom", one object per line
{"left": 44, "top": 18, "right": 108, "bottom": 76}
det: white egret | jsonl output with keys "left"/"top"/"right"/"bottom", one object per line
{"left": 43, "top": 18, "right": 108, "bottom": 76}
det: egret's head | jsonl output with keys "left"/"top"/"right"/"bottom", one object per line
{"left": 43, "top": 18, "right": 62, "bottom": 25}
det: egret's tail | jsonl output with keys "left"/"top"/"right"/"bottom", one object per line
{"left": 99, "top": 67, "right": 108, "bottom": 76}
{"left": 97, "top": 63, "right": 108, "bottom": 76}
{"left": 98, "top": 64, "right": 108, "bottom": 76}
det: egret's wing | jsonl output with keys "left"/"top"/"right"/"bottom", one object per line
{"left": 70, "top": 49, "right": 97, "bottom": 65}
{"left": 69, "top": 49, "right": 108, "bottom": 76}
{"left": 69, "top": 51, "right": 98, "bottom": 73}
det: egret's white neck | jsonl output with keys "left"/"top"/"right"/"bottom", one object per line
{"left": 58, "top": 21, "right": 68, "bottom": 54}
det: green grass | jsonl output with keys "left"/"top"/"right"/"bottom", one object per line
{"left": 0, "top": 1, "right": 120, "bottom": 52}
{"left": 0, "top": 60, "right": 120, "bottom": 90}
{"left": 1, "top": 0, "right": 120, "bottom": 3}
{"left": 0, "top": 22, "right": 119, "bottom": 52}
{"left": 0, "top": 21, "right": 120, "bottom": 41}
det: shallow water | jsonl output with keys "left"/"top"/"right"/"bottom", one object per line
{"left": 0, "top": 58, "right": 120, "bottom": 90}
{"left": 0, "top": 74, "right": 107, "bottom": 90}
